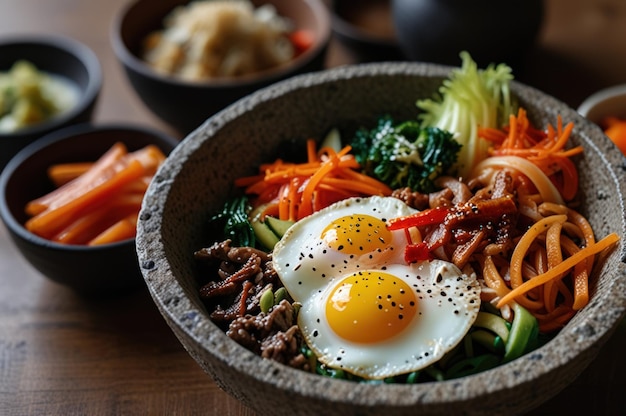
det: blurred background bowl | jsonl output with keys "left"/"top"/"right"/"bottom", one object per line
{"left": 0, "top": 34, "right": 102, "bottom": 171}
{"left": 111, "top": 0, "right": 332, "bottom": 136}
{"left": 577, "top": 83, "right": 626, "bottom": 124}
{"left": 577, "top": 83, "right": 626, "bottom": 157}
{"left": 0, "top": 123, "right": 178, "bottom": 296}
{"left": 329, "top": 0, "right": 404, "bottom": 62}
{"left": 135, "top": 62, "right": 626, "bottom": 415}
{"left": 391, "top": 0, "right": 544, "bottom": 73}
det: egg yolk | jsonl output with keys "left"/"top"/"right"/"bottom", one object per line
{"left": 325, "top": 271, "right": 418, "bottom": 344}
{"left": 321, "top": 214, "right": 393, "bottom": 256}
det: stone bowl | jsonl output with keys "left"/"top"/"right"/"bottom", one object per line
{"left": 135, "top": 62, "right": 626, "bottom": 415}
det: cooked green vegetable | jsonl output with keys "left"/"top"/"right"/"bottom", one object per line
{"left": 208, "top": 196, "right": 256, "bottom": 247}
{"left": 265, "top": 216, "right": 294, "bottom": 238}
{"left": 259, "top": 288, "right": 275, "bottom": 313}
{"left": 503, "top": 302, "right": 539, "bottom": 363}
{"left": 350, "top": 116, "right": 461, "bottom": 193}
{"left": 0, "top": 60, "right": 77, "bottom": 133}
{"left": 209, "top": 196, "right": 296, "bottom": 250}
{"left": 417, "top": 51, "right": 516, "bottom": 179}
{"left": 250, "top": 215, "right": 280, "bottom": 250}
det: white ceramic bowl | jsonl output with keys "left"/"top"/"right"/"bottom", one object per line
{"left": 577, "top": 83, "right": 626, "bottom": 123}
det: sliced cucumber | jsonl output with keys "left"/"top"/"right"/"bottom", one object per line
{"left": 250, "top": 218, "right": 279, "bottom": 250}
{"left": 503, "top": 302, "right": 539, "bottom": 363}
{"left": 321, "top": 128, "right": 342, "bottom": 152}
{"left": 266, "top": 216, "right": 294, "bottom": 238}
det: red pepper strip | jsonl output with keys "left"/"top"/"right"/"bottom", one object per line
{"left": 404, "top": 242, "right": 434, "bottom": 263}
{"left": 388, "top": 206, "right": 450, "bottom": 230}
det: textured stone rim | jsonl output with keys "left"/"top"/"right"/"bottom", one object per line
{"left": 137, "top": 62, "right": 626, "bottom": 413}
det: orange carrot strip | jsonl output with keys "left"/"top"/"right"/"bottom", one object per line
{"left": 125, "top": 144, "right": 166, "bottom": 175}
{"left": 497, "top": 233, "right": 620, "bottom": 308}
{"left": 480, "top": 110, "right": 582, "bottom": 201}
{"left": 288, "top": 177, "right": 299, "bottom": 222}
{"left": 26, "top": 142, "right": 128, "bottom": 216}
{"left": 53, "top": 193, "right": 143, "bottom": 245}
{"left": 121, "top": 175, "right": 152, "bottom": 194}
{"left": 300, "top": 155, "right": 338, "bottom": 218}
{"left": 321, "top": 177, "right": 391, "bottom": 196}
{"left": 546, "top": 119, "right": 574, "bottom": 152}
{"left": 47, "top": 162, "right": 93, "bottom": 187}
{"left": 544, "top": 221, "right": 564, "bottom": 313}
{"left": 482, "top": 256, "right": 511, "bottom": 298}
{"left": 336, "top": 168, "right": 393, "bottom": 195}
{"left": 87, "top": 213, "right": 138, "bottom": 246}
{"left": 234, "top": 174, "right": 265, "bottom": 188}
{"left": 307, "top": 139, "right": 317, "bottom": 163}
{"left": 278, "top": 183, "right": 290, "bottom": 221}
{"left": 25, "top": 159, "right": 146, "bottom": 239}
{"left": 509, "top": 215, "right": 567, "bottom": 288}
{"left": 238, "top": 140, "right": 391, "bottom": 219}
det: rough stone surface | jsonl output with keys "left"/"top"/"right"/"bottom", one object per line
{"left": 135, "top": 62, "right": 626, "bottom": 416}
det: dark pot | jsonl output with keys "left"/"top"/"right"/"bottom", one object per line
{"left": 392, "top": 0, "right": 544, "bottom": 71}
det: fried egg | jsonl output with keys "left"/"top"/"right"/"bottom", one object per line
{"left": 273, "top": 196, "right": 415, "bottom": 301}
{"left": 272, "top": 196, "right": 481, "bottom": 379}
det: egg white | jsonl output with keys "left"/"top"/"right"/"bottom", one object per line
{"left": 272, "top": 196, "right": 416, "bottom": 302}
{"left": 272, "top": 195, "right": 481, "bottom": 379}
{"left": 298, "top": 260, "right": 481, "bottom": 379}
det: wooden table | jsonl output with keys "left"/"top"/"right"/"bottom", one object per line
{"left": 1, "top": 0, "right": 625, "bottom": 414}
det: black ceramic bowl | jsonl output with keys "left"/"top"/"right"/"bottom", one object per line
{"left": 111, "top": 0, "right": 331, "bottom": 135}
{"left": 0, "top": 34, "right": 102, "bottom": 171}
{"left": 330, "top": 0, "right": 404, "bottom": 62}
{"left": 0, "top": 123, "right": 178, "bottom": 295}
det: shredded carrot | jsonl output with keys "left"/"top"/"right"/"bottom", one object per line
{"left": 496, "top": 233, "right": 620, "bottom": 308}
{"left": 238, "top": 139, "right": 392, "bottom": 221}
{"left": 24, "top": 142, "right": 166, "bottom": 245}
{"left": 478, "top": 108, "right": 582, "bottom": 201}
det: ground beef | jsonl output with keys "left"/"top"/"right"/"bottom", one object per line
{"left": 227, "top": 300, "right": 308, "bottom": 369}
{"left": 195, "top": 240, "right": 279, "bottom": 325}
{"left": 391, "top": 187, "right": 430, "bottom": 210}
{"left": 195, "top": 240, "right": 308, "bottom": 370}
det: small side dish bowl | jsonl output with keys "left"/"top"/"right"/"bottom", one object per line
{"left": 135, "top": 63, "right": 626, "bottom": 415}
{"left": 0, "top": 35, "right": 102, "bottom": 171}
{"left": 111, "top": 0, "right": 331, "bottom": 135}
{"left": 330, "top": 0, "right": 404, "bottom": 62}
{"left": 0, "top": 123, "right": 178, "bottom": 295}
{"left": 577, "top": 83, "right": 626, "bottom": 124}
